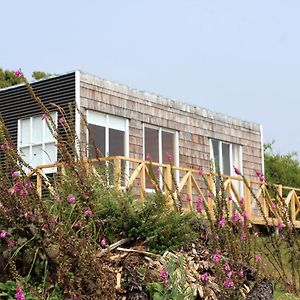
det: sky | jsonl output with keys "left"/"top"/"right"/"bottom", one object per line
{"left": 2, "top": 0, "right": 300, "bottom": 155}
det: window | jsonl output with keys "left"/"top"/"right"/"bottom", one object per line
{"left": 87, "top": 111, "right": 128, "bottom": 158}
{"left": 143, "top": 125, "right": 179, "bottom": 188}
{"left": 18, "top": 112, "right": 57, "bottom": 173}
{"left": 144, "top": 125, "right": 178, "bottom": 164}
{"left": 210, "top": 139, "right": 242, "bottom": 176}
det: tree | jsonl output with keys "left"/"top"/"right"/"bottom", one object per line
{"left": 0, "top": 68, "right": 23, "bottom": 88}
{"left": 264, "top": 142, "right": 300, "bottom": 188}
{"left": 32, "top": 71, "right": 52, "bottom": 80}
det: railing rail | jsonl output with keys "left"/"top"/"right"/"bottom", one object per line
{"left": 27, "top": 156, "right": 300, "bottom": 228}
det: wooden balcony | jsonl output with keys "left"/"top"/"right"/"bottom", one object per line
{"left": 28, "top": 156, "right": 300, "bottom": 228}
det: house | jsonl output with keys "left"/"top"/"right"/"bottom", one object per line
{"left": 0, "top": 71, "right": 263, "bottom": 181}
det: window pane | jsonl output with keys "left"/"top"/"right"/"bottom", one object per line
{"left": 212, "top": 140, "right": 220, "bottom": 172}
{"left": 32, "top": 116, "right": 43, "bottom": 143}
{"left": 44, "top": 143, "right": 57, "bottom": 164}
{"left": 162, "top": 131, "right": 174, "bottom": 163}
{"left": 20, "top": 146, "right": 30, "bottom": 163}
{"left": 20, "top": 119, "right": 30, "bottom": 145}
{"left": 144, "top": 127, "right": 159, "bottom": 162}
{"left": 88, "top": 124, "right": 106, "bottom": 158}
{"left": 222, "top": 143, "right": 230, "bottom": 175}
{"left": 109, "top": 128, "right": 125, "bottom": 156}
{"left": 31, "top": 145, "right": 43, "bottom": 167}
{"left": 44, "top": 113, "right": 57, "bottom": 142}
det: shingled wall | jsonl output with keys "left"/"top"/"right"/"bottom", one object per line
{"left": 79, "top": 72, "right": 263, "bottom": 180}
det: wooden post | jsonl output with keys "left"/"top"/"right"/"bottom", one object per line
{"left": 207, "top": 174, "right": 215, "bottom": 219}
{"left": 36, "top": 171, "right": 42, "bottom": 199}
{"left": 140, "top": 164, "right": 146, "bottom": 201}
{"left": 164, "top": 165, "right": 173, "bottom": 205}
{"left": 114, "top": 158, "right": 121, "bottom": 191}
{"left": 187, "top": 173, "right": 193, "bottom": 211}
{"left": 244, "top": 179, "right": 251, "bottom": 222}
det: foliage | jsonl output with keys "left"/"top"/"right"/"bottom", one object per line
{"left": 32, "top": 71, "right": 52, "bottom": 80}
{"left": 264, "top": 142, "right": 300, "bottom": 188}
{"left": 0, "top": 68, "right": 23, "bottom": 88}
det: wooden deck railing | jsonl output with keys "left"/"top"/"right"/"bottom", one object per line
{"left": 27, "top": 156, "right": 300, "bottom": 228}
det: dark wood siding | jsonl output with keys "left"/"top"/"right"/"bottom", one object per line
{"left": 0, "top": 72, "right": 76, "bottom": 147}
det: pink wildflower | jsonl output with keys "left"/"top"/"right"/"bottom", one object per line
{"left": 234, "top": 166, "right": 241, "bottom": 175}
{"left": 198, "top": 169, "right": 204, "bottom": 176}
{"left": 12, "top": 170, "right": 19, "bottom": 178}
{"left": 14, "top": 69, "right": 23, "bottom": 78}
{"left": 223, "top": 279, "right": 234, "bottom": 287}
{"left": 42, "top": 113, "right": 48, "bottom": 120}
{"left": 59, "top": 117, "right": 65, "bottom": 125}
{"left": 67, "top": 194, "right": 76, "bottom": 204}
{"left": 231, "top": 214, "right": 241, "bottom": 222}
{"left": 254, "top": 232, "right": 259, "bottom": 238}
{"left": 207, "top": 191, "right": 212, "bottom": 198}
{"left": 73, "top": 220, "right": 82, "bottom": 228}
{"left": 7, "top": 239, "right": 14, "bottom": 248}
{"left": 213, "top": 251, "right": 222, "bottom": 263}
{"left": 196, "top": 197, "right": 203, "bottom": 213}
{"left": 15, "top": 287, "right": 25, "bottom": 300}
{"left": 200, "top": 272, "right": 209, "bottom": 281}
{"left": 159, "top": 267, "right": 169, "bottom": 283}
{"left": 100, "top": 238, "right": 107, "bottom": 247}
{"left": 0, "top": 230, "right": 7, "bottom": 238}
{"left": 24, "top": 180, "right": 32, "bottom": 189}
{"left": 186, "top": 194, "right": 192, "bottom": 201}
{"left": 271, "top": 203, "right": 277, "bottom": 209}
{"left": 238, "top": 270, "right": 244, "bottom": 278}
{"left": 256, "top": 171, "right": 265, "bottom": 182}
{"left": 278, "top": 222, "right": 284, "bottom": 231}
{"left": 240, "top": 233, "right": 246, "bottom": 241}
{"left": 239, "top": 197, "right": 244, "bottom": 205}
{"left": 224, "top": 263, "right": 231, "bottom": 271}
{"left": 146, "top": 153, "right": 151, "bottom": 160}
{"left": 228, "top": 195, "right": 233, "bottom": 201}
{"left": 241, "top": 211, "right": 247, "bottom": 220}
{"left": 84, "top": 209, "right": 92, "bottom": 217}
{"left": 166, "top": 153, "right": 173, "bottom": 162}
{"left": 0, "top": 202, "right": 3, "bottom": 209}
{"left": 219, "top": 218, "right": 226, "bottom": 228}
{"left": 255, "top": 255, "right": 262, "bottom": 263}
{"left": 227, "top": 271, "right": 233, "bottom": 278}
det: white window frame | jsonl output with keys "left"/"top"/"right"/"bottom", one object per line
{"left": 17, "top": 112, "right": 58, "bottom": 173}
{"left": 86, "top": 110, "right": 129, "bottom": 181}
{"left": 143, "top": 124, "right": 179, "bottom": 188}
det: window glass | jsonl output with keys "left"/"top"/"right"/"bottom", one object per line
{"left": 109, "top": 128, "right": 125, "bottom": 156}
{"left": 88, "top": 124, "right": 106, "bottom": 158}
{"left": 31, "top": 145, "right": 43, "bottom": 167}
{"left": 212, "top": 139, "right": 220, "bottom": 171}
{"left": 20, "top": 119, "right": 30, "bottom": 145}
{"left": 20, "top": 146, "right": 30, "bottom": 163}
{"left": 32, "top": 116, "right": 43, "bottom": 143}
{"left": 145, "top": 127, "right": 159, "bottom": 162}
{"left": 222, "top": 143, "right": 230, "bottom": 175}
{"left": 44, "top": 143, "right": 57, "bottom": 164}
{"left": 162, "top": 131, "right": 174, "bottom": 163}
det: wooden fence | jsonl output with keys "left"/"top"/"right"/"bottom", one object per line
{"left": 27, "top": 156, "right": 300, "bottom": 228}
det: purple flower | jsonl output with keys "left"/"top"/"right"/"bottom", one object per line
{"left": 159, "top": 267, "right": 169, "bottom": 283}
{"left": 67, "top": 194, "right": 76, "bottom": 204}
{"left": 198, "top": 169, "right": 204, "bottom": 176}
{"left": 200, "top": 272, "right": 209, "bottom": 281}
{"left": 73, "top": 220, "right": 82, "bottom": 228}
{"left": 256, "top": 171, "right": 265, "bottom": 182}
{"left": 15, "top": 287, "right": 25, "bottom": 300}
{"left": 224, "top": 263, "right": 231, "bottom": 271}
{"left": 255, "top": 255, "right": 262, "bottom": 263}
{"left": 231, "top": 214, "right": 241, "bottom": 222}
{"left": 7, "top": 239, "right": 14, "bottom": 248}
{"left": 241, "top": 210, "right": 247, "bottom": 220}
{"left": 24, "top": 180, "right": 32, "bottom": 189}
{"left": 146, "top": 153, "right": 151, "bottom": 161}
{"left": 0, "top": 230, "right": 7, "bottom": 238}
{"left": 42, "top": 113, "right": 48, "bottom": 120}
{"left": 228, "top": 195, "right": 233, "bottom": 201}
{"left": 234, "top": 166, "right": 241, "bottom": 175}
{"left": 14, "top": 69, "right": 23, "bottom": 78}
{"left": 240, "top": 233, "right": 246, "bottom": 241}
{"left": 223, "top": 279, "right": 234, "bottom": 287}
{"left": 186, "top": 194, "right": 192, "bottom": 201}
{"left": 254, "top": 232, "right": 259, "bottom": 238}
{"left": 278, "top": 222, "right": 284, "bottom": 231}
{"left": 84, "top": 209, "right": 92, "bottom": 217}
{"left": 100, "top": 238, "right": 107, "bottom": 247}
{"left": 196, "top": 197, "right": 203, "bottom": 213}
{"left": 213, "top": 251, "right": 222, "bottom": 263}
{"left": 239, "top": 197, "right": 244, "bottom": 205}
{"left": 166, "top": 153, "right": 173, "bottom": 162}
{"left": 59, "top": 117, "right": 65, "bottom": 125}
{"left": 12, "top": 170, "right": 19, "bottom": 178}
{"left": 219, "top": 218, "right": 226, "bottom": 228}
{"left": 271, "top": 203, "right": 277, "bottom": 209}
{"left": 227, "top": 271, "right": 233, "bottom": 278}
